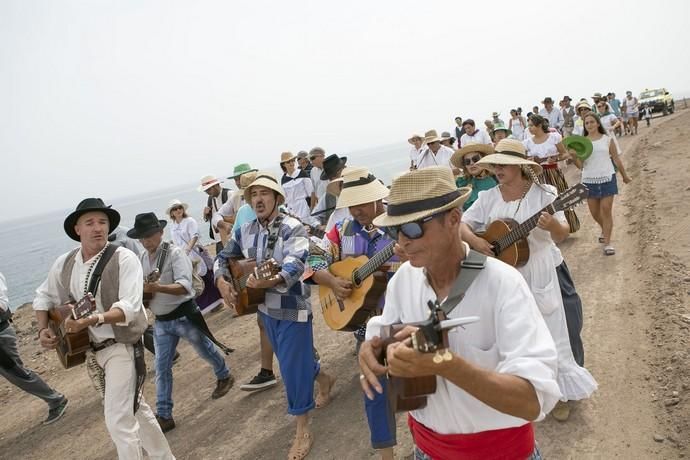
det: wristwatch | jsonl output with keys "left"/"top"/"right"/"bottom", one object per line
{"left": 96, "top": 313, "right": 105, "bottom": 327}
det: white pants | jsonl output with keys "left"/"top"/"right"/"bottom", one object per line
{"left": 96, "top": 343, "right": 175, "bottom": 460}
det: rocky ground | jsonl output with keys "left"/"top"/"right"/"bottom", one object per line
{"left": 1, "top": 110, "right": 688, "bottom": 459}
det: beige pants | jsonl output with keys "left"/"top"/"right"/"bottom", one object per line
{"left": 96, "top": 343, "right": 174, "bottom": 460}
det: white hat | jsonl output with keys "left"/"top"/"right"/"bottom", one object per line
{"left": 198, "top": 175, "right": 222, "bottom": 192}
{"left": 165, "top": 199, "right": 189, "bottom": 216}
{"left": 243, "top": 171, "right": 286, "bottom": 205}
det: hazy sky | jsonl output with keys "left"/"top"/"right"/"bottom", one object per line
{"left": 1, "top": 0, "right": 688, "bottom": 223}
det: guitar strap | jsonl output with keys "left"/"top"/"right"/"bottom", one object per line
{"left": 438, "top": 249, "right": 486, "bottom": 316}
{"left": 155, "top": 242, "right": 170, "bottom": 275}
{"left": 87, "top": 244, "right": 119, "bottom": 296}
{"left": 264, "top": 214, "right": 284, "bottom": 261}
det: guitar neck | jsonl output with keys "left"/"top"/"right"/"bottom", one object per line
{"left": 495, "top": 203, "right": 556, "bottom": 250}
{"left": 355, "top": 240, "right": 396, "bottom": 282}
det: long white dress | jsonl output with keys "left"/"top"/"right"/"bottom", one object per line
{"left": 281, "top": 170, "right": 316, "bottom": 225}
{"left": 463, "top": 183, "right": 598, "bottom": 400}
{"left": 170, "top": 217, "right": 207, "bottom": 276}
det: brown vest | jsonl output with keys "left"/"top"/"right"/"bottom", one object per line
{"left": 58, "top": 247, "right": 148, "bottom": 344}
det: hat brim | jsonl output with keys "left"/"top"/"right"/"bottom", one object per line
{"left": 476, "top": 153, "right": 543, "bottom": 175}
{"left": 372, "top": 187, "right": 472, "bottom": 228}
{"left": 336, "top": 180, "right": 390, "bottom": 209}
{"left": 563, "top": 136, "right": 593, "bottom": 161}
{"left": 493, "top": 128, "right": 512, "bottom": 136}
{"left": 280, "top": 155, "right": 297, "bottom": 164}
{"left": 243, "top": 178, "right": 286, "bottom": 205}
{"left": 450, "top": 144, "right": 495, "bottom": 168}
{"left": 407, "top": 136, "right": 424, "bottom": 144}
{"left": 320, "top": 157, "right": 347, "bottom": 180}
{"left": 126, "top": 220, "right": 167, "bottom": 240}
{"left": 64, "top": 207, "right": 121, "bottom": 242}
{"left": 198, "top": 180, "right": 221, "bottom": 192}
{"left": 227, "top": 169, "right": 258, "bottom": 179}
{"left": 165, "top": 202, "right": 189, "bottom": 216}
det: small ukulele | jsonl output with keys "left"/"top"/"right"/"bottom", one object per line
{"left": 48, "top": 293, "right": 98, "bottom": 369}
{"left": 380, "top": 302, "right": 480, "bottom": 412}
{"left": 225, "top": 258, "right": 282, "bottom": 315}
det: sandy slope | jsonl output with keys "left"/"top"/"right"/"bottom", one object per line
{"left": 1, "top": 111, "right": 688, "bottom": 459}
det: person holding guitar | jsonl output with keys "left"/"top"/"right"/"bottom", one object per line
{"left": 358, "top": 167, "right": 561, "bottom": 460}
{"left": 306, "top": 167, "right": 401, "bottom": 458}
{"left": 129, "top": 212, "right": 234, "bottom": 433}
{"left": 33, "top": 198, "right": 174, "bottom": 459}
{"left": 215, "top": 172, "right": 335, "bottom": 460}
{"left": 460, "top": 140, "right": 598, "bottom": 422}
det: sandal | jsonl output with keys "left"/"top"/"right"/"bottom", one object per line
{"left": 287, "top": 432, "right": 313, "bottom": 460}
{"left": 315, "top": 375, "right": 336, "bottom": 409}
{"left": 603, "top": 245, "right": 616, "bottom": 256}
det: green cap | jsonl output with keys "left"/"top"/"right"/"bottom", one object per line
{"left": 227, "top": 163, "right": 257, "bottom": 179}
{"left": 492, "top": 124, "right": 512, "bottom": 136}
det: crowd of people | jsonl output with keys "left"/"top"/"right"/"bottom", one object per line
{"left": 0, "top": 89, "right": 640, "bottom": 459}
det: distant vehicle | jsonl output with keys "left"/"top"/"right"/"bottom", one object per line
{"left": 639, "top": 88, "right": 674, "bottom": 116}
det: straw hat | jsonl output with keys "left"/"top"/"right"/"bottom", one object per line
{"left": 243, "top": 171, "right": 286, "bottom": 205}
{"left": 239, "top": 171, "right": 258, "bottom": 189}
{"left": 335, "top": 168, "right": 390, "bottom": 209}
{"left": 450, "top": 143, "right": 495, "bottom": 168}
{"left": 165, "top": 199, "right": 189, "bottom": 216}
{"left": 576, "top": 101, "right": 592, "bottom": 113}
{"left": 476, "top": 139, "right": 542, "bottom": 175}
{"left": 440, "top": 131, "right": 456, "bottom": 143}
{"left": 197, "top": 175, "right": 222, "bottom": 192}
{"left": 423, "top": 130, "right": 441, "bottom": 143}
{"left": 407, "top": 133, "right": 425, "bottom": 144}
{"left": 492, "top": 111, "right": 500, "bottom": 117}
{"left": 372, "top": 167, "right": 471, "bottom": 227}
{"left": 280, "top": 151, "right": 296, "bottom": 164}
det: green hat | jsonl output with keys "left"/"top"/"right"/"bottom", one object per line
{"left": 563, "top": 135, "right": 593, "bottom": 161}
{"left": 492, "top": 124, "right": 512, "bottom": 136}
{"left": 227, "top": 163, "right": 257, "bottom": 179}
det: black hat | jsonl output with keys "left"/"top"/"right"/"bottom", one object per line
{"left": 64, "top": 198, "right": 120, "bottom": 242}
{"left": 320, "top": 154, "right": 347, "bottom": 180}
{"left": 126, "top": 212, "right": 167, "bottom": 239}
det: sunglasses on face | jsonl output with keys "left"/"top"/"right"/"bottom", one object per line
{"left": 382, "top": 211, "right": 447, "bottom": 240}
{"left": 463, "top": 154, "right": 482, "bottom": 166}
{"left": 171, "top": 206, "right": 183, "bottom": 211}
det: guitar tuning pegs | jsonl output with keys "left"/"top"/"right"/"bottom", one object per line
{"left": 442, "top": 349, "right": 453, "bottom": 362}
{"left": 432, "top": 351, "right": 443, "bottom": 364}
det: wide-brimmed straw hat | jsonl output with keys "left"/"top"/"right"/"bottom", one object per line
{"left": 440, "top": 132, "right": 456, "bottom": 143}
{"left": 407, "top": 133, "right": 425, "bottom": 144}
{"left": 423, "top": 130, "right": 441, "bottom": 143}
{"left": 576, "top": 101, "right": 592, "bottom": 113}
{"left": 243, "top": 171, "right": 286, "bottom": 205}
{"left": 239, "top": 171, "right": 258, "bottom": 189}
{"left": 450, "top": 143, "right": 495, "bottom": 168}
{"left": 373, "top": 167, "right": 471, "bottom": 227}
{"left": 227, "top": 163, "right": 257, "bottom": 179}
{"left": 198, "top": 175, "right": 222, "bottom": 192}
{"left": 476, "top": 139, "right": 543, "bottom": 175}
{"left": 335, "top": 168, "right": 390, "bottom": 209}
{"left": 64, "top": 198, "right": 121, "bottom": 242}
{"left": 165, "top": 199, "right": 189, "bottom": 216}
{"left": 279, "top": 152, "right": 296, "bottom": 164}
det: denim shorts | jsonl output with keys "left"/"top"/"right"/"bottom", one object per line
{"left": 584, "top": 174, "right": 618, "bottom": 198}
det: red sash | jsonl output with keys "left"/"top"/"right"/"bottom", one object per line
{"left": 408, "top": 415, "right": 534, "bottom": 460}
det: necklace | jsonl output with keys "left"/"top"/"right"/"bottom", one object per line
{"left": 83, "top": 243, "right": 109, "bottom": 296}
{"left": 500, "top": 181, "right": 531, "bottom": 218}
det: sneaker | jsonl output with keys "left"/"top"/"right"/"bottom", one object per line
{"left": 44, "top": 398, "right": 69, "bottom": 425}
{"left": 155, "top": 414, "right": 176, "bottom": 433}
{"left": 240, "top": 370, "right": 277, "bottom": 392}
{"left": 211, "top": 375, "right": 235, "bottom": 399}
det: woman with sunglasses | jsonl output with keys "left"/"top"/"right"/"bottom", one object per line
{"left": 460, "top": 139, "right": 597, "bottom": 422}
{"left": 524, "top": 114, "right": 580, "bottom": 233}
{"left": 572, "top": 101, "right": 592, "bottom": 136}
{"left": 167, "top": 199, "right": 223, "bottom": 313}
{"left": 450, "top": 143, "right": 497, "bottom": 211}
{"left": 570, "top": 113, "right": 631, "bottom": 256}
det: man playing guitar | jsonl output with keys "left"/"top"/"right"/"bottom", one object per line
{"left": 358, "top": 168, "right": 561, "bottom": 460}
{"left": 214, "top": 172, "right": 335, "bottom": 460}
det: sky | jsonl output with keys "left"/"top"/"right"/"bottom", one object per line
{"left": 1, "top": 0, "right": 689, "bottom": 223}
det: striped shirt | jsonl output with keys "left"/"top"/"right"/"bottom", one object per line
{"left": 215, "top": 213, "right": 311, "bottom": 322}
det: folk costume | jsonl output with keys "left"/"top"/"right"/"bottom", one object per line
{"left": 450, "top": 143, "right": 498, "bottom": 211}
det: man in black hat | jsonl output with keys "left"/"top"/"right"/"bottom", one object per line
{"left": 129, "top": 212, "right": 234, "bottom": 433}
{"left": 33, "top": 198, "right": 174, "bottom": 459}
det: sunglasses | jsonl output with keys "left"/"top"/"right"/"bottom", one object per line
{"left": 382, "top": 211, "right": 447, "bottom": 240}
{"left": 171, "top": 206, "right": 183, "bottom": 211}
{"left": 463, "top": 154, "right": 482, "bottom": 166}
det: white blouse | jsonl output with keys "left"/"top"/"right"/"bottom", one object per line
{"left": 170, "top": 217, "right": 207, "bottom": 275}
{"left": 523, "top": 132, "right": 562, "bottom": 160}
{"left": 581, "top": 135, "right": 615, "bottom": 184}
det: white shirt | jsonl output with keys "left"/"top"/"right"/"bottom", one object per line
{"left": 409, "top": 146, "right": 422, "bottom": 167}
{"left": 170, "top": 216, "right": 207, "bottom": 275}
{"left": 33, "top": 246, "right": 146, "bottom": 343}
{"left": 310, "top": 167, "right": 329, "bottom": 202}
{"left": 212, "top": 190, "right": 243, "bottom": 230}
{"left": 581, "top": 135, "right": 616, "bottom": 184}
{"left": 283, "top": 170, "right": 316, "bottom": 225}
{"left": 539, "top": 108, "right": 564, "bottom": 130}
{"left": 208, "top": 190, "right": 231, "bottom": 242}
{"left": 460, "top": 129, "right": 492, "bottom": 147}
{"left": 0, "top": 272, "right": 8, "bottom": 312}
{"left": 366, "top": 244, "right": 560, "bottom": 434}
{"left": 415, "top": 145, "right": 454, "bottom": 170}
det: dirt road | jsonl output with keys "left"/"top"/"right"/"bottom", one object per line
{"left": 1, "top": 111, "right": 688, "bottom": 459}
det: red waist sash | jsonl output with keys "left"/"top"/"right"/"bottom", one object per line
{"left": 408, "top": 415, "right": 534, "bottom": 460}
{"left": 541, "top": 163, "right": 558, "bottom": 170}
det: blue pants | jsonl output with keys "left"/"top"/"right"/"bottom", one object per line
{"left": 154, "top": 316, "right": 230, "bottom": 418}
{"left": 364, "top": 376, "right": 397, "bottom": 449}
{"left": 259, "top": 311, "right": 319, "bottom": 416}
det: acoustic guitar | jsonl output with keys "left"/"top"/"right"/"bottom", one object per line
{"left": 142, "top": 242, "right": 169, "bottom": 307}
{"left": 225, "top": 258, "right": 281, "bottom": 315}
{"left": 379, "top": 303, "right": 480, "bottom": 412}
{"left": 479, "top": 183, "right": 588, "bottom": 267}
{"left": 319, "top": 240, "right": 396, "bottom": 331}
{"left": 48, "top": 293, "right": 97, "bottom": 369}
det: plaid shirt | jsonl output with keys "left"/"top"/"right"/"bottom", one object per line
{"left": 215, "top": 213, "right": 311, "bottom": 322}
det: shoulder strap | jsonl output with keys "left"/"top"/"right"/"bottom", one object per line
{"left": 156, "top": 242, "right": 170, "bottom": 273}
{"left": 439, "top": 249, "right": 486, "bottom": 316}
{"left": 87, "top": 244, "right": 119, "bottom": 296}
{"left": 221, "top": 188, "right": 229, "bottom": 203}
{"left": 264, "top": 214, "right": 284, "bottom": 260}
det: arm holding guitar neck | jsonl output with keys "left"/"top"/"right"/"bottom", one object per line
{"left": 537, "top": 211, "right": 569, "bottom": 243}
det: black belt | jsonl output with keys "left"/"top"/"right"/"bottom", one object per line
{"left": 91, "top": 338, "right": 118, "bottom": 352}
{"left": 0, "top": 320, "right": 10, "bottom": 333}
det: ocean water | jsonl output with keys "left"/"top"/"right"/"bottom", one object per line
{"left": 0, "top": 144, "right": 411, "bottom": 310}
